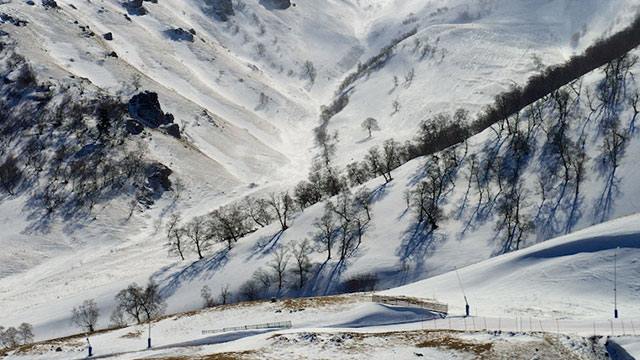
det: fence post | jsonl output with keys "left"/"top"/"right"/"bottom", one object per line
{"left": 631, "top": 320, "right": 636, "bottom": 336}
{"left": 610, "top": 319, "right": 614, "bottom": 336}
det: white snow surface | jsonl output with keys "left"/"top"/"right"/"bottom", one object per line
{"left": 1, "top": 0, "right": 640, "bottom": 350}
{"left": 3, "top": 215, "right": 640, "bottom": 359}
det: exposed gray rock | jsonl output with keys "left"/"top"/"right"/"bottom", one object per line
{"left": 202, "top": 0, "right": 234, "bottom": 21}
{"left": 160, "top": 123, "right": 181, "bottom": 138}
{"left": 124, "top": 0, "right": 146, "bottom": 16}
{"left": 141, "top": 162, "right": 173, "bottom": 203}
{"left": 164, "top": 28, "right": 194, "bottom": 42}
{"left": 125, "top": 119, "right": 143, "bottom": 135}
{"left": 0, "top": 13, "right": 29, "bottom": 26}
{"left": 128, "top": 91, "right": 173, "bottom": 128}
{"left": 41, "top": 0, "right": 57, "bottom": 9}
{"left": 259, "top": 0, "right": 292, "bottom": 10}
{"left": 103, "top": 32, "right": 113, "bottom": 41}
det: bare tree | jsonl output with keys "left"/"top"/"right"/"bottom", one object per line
{"left": 346, "top": 161, "right": 370, "bottom": 187}
{"left": 244, "top": 197, "right": 273, "bottom": 227}
{"left": 201, "top": 285, "right": 216, "bottom": 308}
{"left": 267, "top": 192, "right": 294, "bottom": 231}
{"left": 166, "top": 214, "right": 186, "bottom": 260}
{"left": 381, "top": 139, "right": 401, "bottom": 182}
{"left": 314, "top": 203, "right": 336, "bottom": 261}
{"left": 17, "top": 323, "right": 33, "bottom": 345}
{"left": 353, "top": 187, "right": 372, "bottom": 221}
{"left": 185, "top": 216, "right": 209, "bottom": 259}
{"left": 291, "top": 239, "right": 313, "bottom": 289}
{"left": 72, "top": 299, "right": 99, "bottom": 333}
{"left": 0, "top": 327, "right": 19, "bottom": 348}
{"left": 293, "top": 180, "right": 323, "bottom": 210}
{"left": 409, "top": 155, "right": 457, "bottom": 230}
{"left": 115, "top": 281, "right": 166, "bottom": 324}
{"left": 361, "top": 117, "right": 380, "bottom": 138}
{"left": 219, "top": 284, "right": 231, "bottom": 305}
{"left": 269, "top": 246, "right": 290, "bottom": 295}
{"left": 210, "top": 204, "right": 251, "bottom": 250}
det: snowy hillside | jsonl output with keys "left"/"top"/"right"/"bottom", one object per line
{"left": 3, "top": 214, "right": 639, "bottom": 359}
{"left": 1, "top": 0, "right": 640, "bottom": 355}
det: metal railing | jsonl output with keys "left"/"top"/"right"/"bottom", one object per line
{"left": 202, "top": 321, "right": 292, "bottom": 335}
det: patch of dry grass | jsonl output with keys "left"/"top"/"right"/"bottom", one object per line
{"left": 416, "top": 333, "right": 493, "bottom": 355}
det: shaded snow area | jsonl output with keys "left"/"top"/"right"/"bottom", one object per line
{"left": 1, "top": 0, "right": 640, "bottom": 359}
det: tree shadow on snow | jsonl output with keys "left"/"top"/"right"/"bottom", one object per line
{"left": 396, "top": 222, "right": 446, "bottom": 278}
{"left": 152, "top": 248, "right": 230, "bottom": 298}
{"left": 246, "top": 230, "right": 285, "bottom": 261}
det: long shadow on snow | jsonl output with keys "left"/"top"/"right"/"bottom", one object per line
{"left": 519, "top": 233, "right": 640, "bottom": 260}
{"left": 157, "top": 329, "right": 274, "bottom": 349}
{"left": 330, "top": 305, "right": 441, "bottom": 328}
{"left": 246, "top": 230, "right": 285, "bottom": 261}
{"left": 152, "top": 248, "right": 230, "bottom": 298}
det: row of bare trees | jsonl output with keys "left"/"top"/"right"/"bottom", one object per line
{"left": 70, "top": 280, "right": 166, "bottom": 335}
{"left": 238, "top": 239, "right": 314, "bottom": 301}
{"left": 166, "top": 192, "right": 294, "bottom": 260}
{"left": 0, "top": 323, "right": 33, "bottom": 350}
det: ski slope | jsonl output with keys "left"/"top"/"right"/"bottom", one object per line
{"left": 3, "top": 214, "right": 639, "bottom": 359}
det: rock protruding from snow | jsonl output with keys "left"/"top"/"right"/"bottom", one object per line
{"left": 160, "top": 123, "right": 181, "bottom": 138}
{"left": 128, "top": 91, "right": 171, "bottom": 127}
{"left": 41, "top": 0, "right": 57, "bottom": 9}
{"left": 259, "top": 0, "right": 292, "bottom": 10}
{"left": 124, "top": 0, "right": 146, "bottom": 16}
{"left": 202, "top": 0, "right": 234, "bottom": 21}
{"left": 164, "top": 28, "right": 194, "bottom": 42}
{"left": 128, "top": 92, "right": 181, "bottom": 138}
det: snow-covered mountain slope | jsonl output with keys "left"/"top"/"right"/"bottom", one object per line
{"left": 1, "top": 40, "right": 640, "bottom": 345}
{"left": 4, "top": 213, "right": 639, "bottom": 359}
{"left": 383, "top": 213, "right": 640, "bottom": 320}
{"left": 2, "top": 0, "right": 640, "bottom": 348}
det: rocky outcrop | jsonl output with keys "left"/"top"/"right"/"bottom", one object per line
{"left": 124, "top": 0, "right": 146, "bottom": 16}
{"left": 259, "top": 0, "right": 292, "bottom": 10}
{"left": 160, "top": 123, "right": 181, "bottom": 138}
{"left": 128, "top": 91, "right": 181, "bottom": 138}
{"left": 164, "top": 28, "right": 194, "bottom": 42}
{"left": 41, "top": 0, "right": 58, "bottom": 9}
{"left": 128, "top": 91, "right": 173, "bottom": 127}
{"left": 202, "top": 0, "right": 234, "bottom": 21}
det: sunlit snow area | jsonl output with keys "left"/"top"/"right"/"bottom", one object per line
{"left": 1, "top": 0, "right": 639, "bottom": 358}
